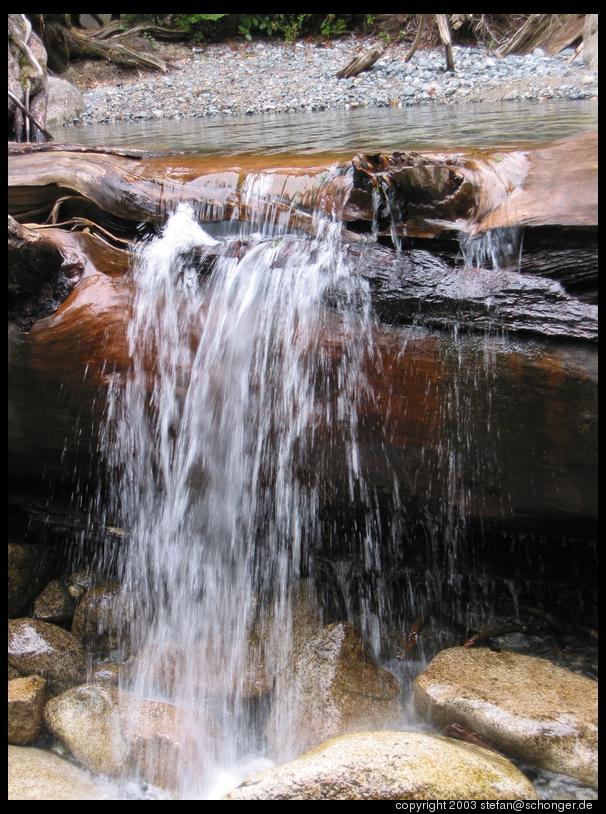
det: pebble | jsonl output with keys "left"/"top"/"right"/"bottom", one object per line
{"left": 74, "top": 39, "right": 598, "bottom": 125}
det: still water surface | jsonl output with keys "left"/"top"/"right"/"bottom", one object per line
{"left": 61, "top": 99, "right": 597, "bottom": 155}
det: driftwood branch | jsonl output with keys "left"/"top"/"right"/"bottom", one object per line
{"left": 436, "top": 14, "right": 455, "bottom": 72}
{"left": 404, "top": 14, "right": 427, "bottom": 62}
{"left": 336, "top": 44, "right": 386, "bottom": 79}
{"left": 7, "top": 91, "right": 53, "bottom": 141}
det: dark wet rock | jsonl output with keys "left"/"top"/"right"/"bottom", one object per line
{"left": 71, "top": 581, "right": 123, "bottom": 655}
{"left": 8, "top": 618, "right": 86, "bottom": 695}
{"left": 8, "top": 543, "right": 51, "bottom": 617}
{"left": 266, "top": 621, "right": 402, "bottom": 757}
{"left": 8, "top": 745, "right": 109, "bottom": 800}
{"left": 66, "top": 568, "right": 96, "bottom": 600}
{"left": 224, "top": 730, "right": 537, "bottom": 800}
{"left": 33, "top": 580, "right": 75, "bottom": 624}
{"left": 8, "top": 676, "right": 48, "bottom": 745}
{"left": 414, "top": 646, "right": 598, "bottom": 788}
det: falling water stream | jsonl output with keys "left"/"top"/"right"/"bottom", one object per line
{"left": 45, "top": 103, "right": 597, "bottom": 800}
{"left": 101, "top": 168, "right": 392, "bottom": 797}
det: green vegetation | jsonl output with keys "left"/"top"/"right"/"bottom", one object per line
{"left": 124, "top": 14, "right": 373, "bottom": 42}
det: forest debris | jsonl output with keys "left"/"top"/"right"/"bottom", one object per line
{"left": 497, "top": 14, "right": 585, "bottom": 57}
{"left": 395, "top": 613, "right": 430, "bottom": 659}
{"left": 336, "top": 44, "right": 386, "bottom": 79}
{"left": 463, "top": 625, "right": 527, "bottom": 648}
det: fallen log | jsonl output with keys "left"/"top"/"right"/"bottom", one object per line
{"left": 8, "top": 133, "right": 598, "bottom": 239}
{"left": 9, "top": 278, "right": 597, "bottom": 535}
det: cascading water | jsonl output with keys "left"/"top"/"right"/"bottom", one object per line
{"left": 459, "top": 225, "right": 524, "bottom": 273}
{"left": 99, "top": 169, "right": 385, "bottom": 798}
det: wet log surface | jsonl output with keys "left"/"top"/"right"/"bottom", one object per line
{"left": 8, "top": 136, "right": 598, "bottom": 560}
{"left": 9, "top": 266, "right": 597, "bottom": 537}
{"left": 9, "top": 132, "right": 597, "bottom": 234}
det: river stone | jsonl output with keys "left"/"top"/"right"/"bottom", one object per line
{"left": 8, "top": 676, "right": 48, "bottom": 745}
{"left": 43, "top": 684, "right": 126, "bottom": 775}
{"left": 90, "top": 660, "right": 123, "bottom": 685}
{"left": 8, "top": 543, "right": 51, "bottom": 617}
{"left": 45, "top": 77, "right": 85, "bottom": 132}
{"left": 414, "top": 646, "right": 598, "bottom": 788}
{"left": 224, "top": 730, "right": 538, "bottom": 800}
{"left": 252, "top": 581, "right": 323, "bottom": 696}
{"left": 8, "top": 618, "right": 86, "bottom": 695}
{"left": 8, "top": 745, "right": 109, "bottom": 800}
{"left": 33, "top": 580, "right": 75, "bottom": 624}
{"left": 266, "top": 621, "right": 401, "bottom": 758}
{"left": 44, "top": 683, "right": 191, "bottom": 791}
{"left": 71, "top": 581, "right": 123, "bottom": 655}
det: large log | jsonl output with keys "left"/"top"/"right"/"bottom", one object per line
{"left": 7, "top": 137, "right": 598, "bottom": 546}
{"left": 9, "top": 133, "right": 597, "bottom": 236}
{"left": 8, "top": 236, "right": 597, "bottom": 535}
{"left": 10, "top": 221, "right": 597, "bottom": 342}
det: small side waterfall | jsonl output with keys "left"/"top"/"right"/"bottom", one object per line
{"left": 100, "top": 170, "right": 387, "bottom": 797}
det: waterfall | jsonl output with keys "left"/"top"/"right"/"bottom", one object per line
{"left": 101, "top": 170, "right": 382, "bottom": 797}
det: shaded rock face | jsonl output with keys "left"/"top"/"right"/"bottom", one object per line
{"left": 33, "top": 580, "right": 75, "bottom": 624}
{"left": 8, "top": 745, "right": 109, "bottom": 800}
{"left": 45, "top": 77, "right": 85, "bottom": 131}
{"left": 8, "top": 543, "right": 51, "bottom": 617}
{"left": 266, "top": 621, "right": 402, "bottom": 758}
{"left": 71, "top": 581, "right": 123, "bottom": 656}
{"left": 8, "top": 618, "right": 86, "bottom": 695}
{"left": 8, "top": 676, "right": 48, "bottom": 745}
{"left": 224, "top": 730, "right": 538, "bottom": 800}
{"left": 414, "top": 647, "right": 598, "bottom": 788}
{"left": 43, "top": 683, "right": 192, "bottom": 792}
{"left": 583, "top": 14, "right": 598, "bottom": 69}
{"left": 8, "top": 15, "right": 48, "bottom": 142}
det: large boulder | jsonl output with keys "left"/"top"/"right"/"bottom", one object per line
{"left": 8, "top": 543, "right": 51, "bottom": 617}
{"left": 33, "top": 579, "right": 75, "bottom": 624}
{"left": 8, "top": 745, "right": 110, "bottom": 800}
{"left": 8, "top": 618, "right": 86, "bottom": 695}
{"left": 8, "top": 675, "right": 48, "bottom": 745}
{"left": 224, "top": 730, "right": 538, "bottom": 800}
{"left": 414, "top": 647, "right": 598, "bottom": 788}
{"left": 266, "top": 621, "right": 401, "bottom": 758}
{"left": 8, "top": 15, "right": 48, "bottom": 142}
{"left": 43, "top": 684, "right": 125, "bottom": 775}
{"left": 45, "top": 77, "right": 85, "bottom": 131}
{"left": 43, "top": 683, "right": 192, "bottom": 791}
{"left": 583, "top": 14, "right": 598, "bottom": 69}
{"left": 71, "top": 581, "right": 123, "bottom": 656}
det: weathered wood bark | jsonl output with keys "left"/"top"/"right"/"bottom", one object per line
{"left": 436, "top": 14, "right": 455, "bottom": 72}
{"left": 497, "top": 14, "right": 585, "bottom": 57}
{"left": 336, "top": 45, "right": 386, "bottom": 79}
{"left": 9, "top": 134, "right": 597, "bottom": 238}
{"left": 7, "top": 138, "right": 598, "bottom": 542}
{"left": 10, "top": 219, "right": 597, "bottom": 343}
{"left": 28, "top": 14, "right": 169, "bottom": 74}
